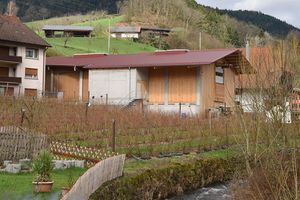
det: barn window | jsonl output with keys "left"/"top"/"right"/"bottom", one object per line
{"left": 25, "top": 68, "right": 38, "bottom": 79}
{"left": 216, "top": 66, "right": 224, "bottom": 84}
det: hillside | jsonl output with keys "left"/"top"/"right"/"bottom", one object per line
{"left": 26, "top": 15, "right": 156, "bottom": 57}
{"left": 217, "top": 9, "right": 300, "bottom": 38}
{"left": 0, "top": 0, "right": 122, "bottom": 21}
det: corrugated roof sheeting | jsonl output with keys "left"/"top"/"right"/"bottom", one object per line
{"left": 47, "top": 49, "right": 252, "bottom": 73}
{"left": 43, "top": 25, "right": 94, "bottom": 32}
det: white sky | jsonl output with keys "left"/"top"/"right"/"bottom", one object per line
{"left": 196, "top": 0, "right": 300, "bottom": 28}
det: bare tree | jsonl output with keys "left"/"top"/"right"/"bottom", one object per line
{"left": 5, "top": 0, "right": 18, "bottom": 16}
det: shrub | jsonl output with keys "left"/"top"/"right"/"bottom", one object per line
{"left": 32, "top": 150, "right": 54, "bottom": 182}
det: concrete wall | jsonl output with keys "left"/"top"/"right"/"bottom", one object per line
{"left": 89, "top": 68, "right": 137, "bottom": 104}
{"left": 15, "top": 46, "right": 45, "bottom": 97}
{"left": 148, "top": 104, "right": 201, "bottom": 116}
{"left": 111, "top": 33, "right": 139, "bottom": 39}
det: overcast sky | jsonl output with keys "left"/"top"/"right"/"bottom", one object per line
{"left": 195, "top": 0, "right": 300, "bottom": 28}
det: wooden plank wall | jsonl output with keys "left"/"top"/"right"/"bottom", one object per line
{"left": 168, "top": 67, "right": 196, "bottom": 104}
{"left": 83, "top": 70, "right": 89, "bottom": 101}
{"left": 201, "top": 64, "right": 215, "bottom": 116}
{"left": 149, "top": 68, "right": 164, "bottom": 104}
{"left": 224, "top": 68, "right": 236, "bottom": 107}
{"left": 54, "top": 71, "right": 79, "bottom": 100}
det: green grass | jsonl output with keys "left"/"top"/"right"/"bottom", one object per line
{"left": 0, "top": 168, "right": 86, "bottom": 200}
{"left": 73, "top": 15, "right": 124, "bottom": 28}
{"left": 46, "top": 37, "right": 156, "bottom": 56}
{"left": 123, "top": 147, "right": 239, "bottom": 176}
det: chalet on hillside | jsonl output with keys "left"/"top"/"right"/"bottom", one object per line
{"left": 0, "top": 15, "right": 50, "bottom": 97}
{"left": 110, "top": 26, "right": 171, "bottom": 39}
{"left": 43, "top": 25, "right": 94, "bottom": 38}
{"left": 46, "top": 49, "right": 251, "bottom": 117}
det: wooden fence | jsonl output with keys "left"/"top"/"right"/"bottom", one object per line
{"left": 50, "top": 141, "right": 117, "bottom": 165}
{"left": 0, "top": 126, "right": 48, "bottom": 162}
{"left": 62, "top": 154, "right": 126, "bottom": 200}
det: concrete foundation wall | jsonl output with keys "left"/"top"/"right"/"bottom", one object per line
{"left": 148, "top": 104, "right": 200, "bottom": 115}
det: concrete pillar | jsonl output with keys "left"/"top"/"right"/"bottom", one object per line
{"left": 50, "top": 70, "right": 54, "bottom": 92}
{"left": 79, "top": 70, "right": 83, "bottom": 101}
{"left": 164, "top": 68, "right": 169, "bottom": 105}
{"left": 196, "top": 66, "right": 202, "bottom": 106}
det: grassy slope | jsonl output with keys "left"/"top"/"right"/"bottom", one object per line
{"left": 73, "top": 15, "right": 124, "bottom": 27}
{"left": 27, "top": 15, "right": 156, "bottom": 56}
{"left": 47, "top": 37, "right": 156, "bottom": 56}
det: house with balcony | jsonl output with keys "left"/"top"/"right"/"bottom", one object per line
{"left": 0, "top": 15, "right": 50, "bottom": 97}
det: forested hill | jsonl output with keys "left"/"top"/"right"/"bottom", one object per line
{"left": 217, "top": 9, "right": 300, "bottom": 38}
{"left": 0, "top": 0, "right": 122, "bottom": 21}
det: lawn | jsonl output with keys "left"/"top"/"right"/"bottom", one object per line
{"left": 46, "top": 37, "right": 156, "bottom": 56}
{"left": 0, "top": 148, "right": 238, "bottom": 200}
{"left": 0, "top": 168, "right": 86, "bottom": 200}
{"left": 73, "top": 15, "right": 124, "bottom": 28}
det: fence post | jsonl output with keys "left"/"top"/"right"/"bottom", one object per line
{"left": 85, "top": 102, "right": 89, "bottom": 124}
{"left": 21, "top": 108, "right": 26, "bottom": 126}
{"left": 112, "top": 119, "right": 116, "bottom": 152}
{"left": 106, "top": 94, "right": 108, "bottom": 105}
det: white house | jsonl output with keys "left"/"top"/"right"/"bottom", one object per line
{"left": 0, "top": 15, "right": 50, "bottom": 97}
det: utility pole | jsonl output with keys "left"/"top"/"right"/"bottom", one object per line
{"left": 199, "top": 32, "right": 202, "bottom": 50}
{"left": 107, "top": 18, "right": 111, "bottom": 54}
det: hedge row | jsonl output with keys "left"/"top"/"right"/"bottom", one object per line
{"left": 90, "top": 156, "right": 244, "bottom": 200}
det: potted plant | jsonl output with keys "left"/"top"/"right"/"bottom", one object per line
{"left": 32, "top": 150, "right": 54, "bottom": 193}
{"left": 61, "top": 170, "right": 75, "bottom": 197}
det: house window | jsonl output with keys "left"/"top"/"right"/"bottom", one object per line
{"left": 25, "top": 68, "right": 38, "bottom": 79}
{"left": 25, "top": 48, "right": 38, "bottom": 59}
{"left": 216, "top": 66, "right": 224, "bottom": 84}
{"left": 24, "top": 88, "right": 37, "bottom": 97}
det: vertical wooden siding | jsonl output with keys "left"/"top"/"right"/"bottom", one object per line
{"left": 54, "top": 71, "right": 79, "bottom": 100}
{"left": 224, "top": 68, "right": 236, "bottom": 107}
{"left": 201, "top": 64, "right": 215, "bottom": 116}
{"left": 149, "top": 68, "right": 164, "bottom": 104}
{"left": 168, "top": 67, "right": 196, "bottom": 104}
{"left": 83, "top": 70, "right": 89, "bottom": 101}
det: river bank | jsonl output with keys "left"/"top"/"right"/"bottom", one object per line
{"left": 89, "top": 149, "right": 244, "bottom": 200}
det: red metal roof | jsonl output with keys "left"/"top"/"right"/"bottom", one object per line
{"left": 46, "top": 49, "right": 248, "bottom": 69}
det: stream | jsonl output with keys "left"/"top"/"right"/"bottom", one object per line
{"left": 168, "top": 184, "right": 231, "bottom": 200}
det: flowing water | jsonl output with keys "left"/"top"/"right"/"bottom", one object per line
{"left": 168, "top": 184, "right": 231, "bottom": 200}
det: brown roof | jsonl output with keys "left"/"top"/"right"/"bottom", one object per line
{"left": 0, "top": 15, "right": 50, "bottom": 47}
{"left": 47, "top": 49, "right": 251, "bottom": 71}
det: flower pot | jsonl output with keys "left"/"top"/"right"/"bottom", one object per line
{"left": 32, "top": 181, "right": 54, "bottom": 193}
{"left": 61, "top": 187, "right": 71, "bottom": 196}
